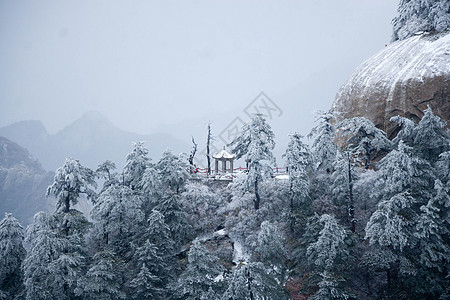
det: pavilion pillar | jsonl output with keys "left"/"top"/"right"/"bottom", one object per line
{"left": 215, "top": 160, "right": 219, "bottom": 174}
{"left": 230, "top": 160, "right": 233, "bottom": 173}
{"left": 222, "top": 160, "right": 226, "bottom": 173}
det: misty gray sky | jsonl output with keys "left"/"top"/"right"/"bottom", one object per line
{"left": 0, "top": 0, "right": 397, "bottom": 144}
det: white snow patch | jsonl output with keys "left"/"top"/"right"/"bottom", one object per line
{"left": 213, "top": 274, "right": 224, "bottom": 282}
{"left": 232, "top": 240, "right": 249, "bottom": 265}
{"left": 275, "top": 174, "right": 289, "bottom": 180}
{"left": 213, "top": 229, "right": 227, "bottom": 236}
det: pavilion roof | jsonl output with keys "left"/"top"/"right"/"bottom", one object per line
{"left": 213, "top": 149, "right": 236, "bottom": 160}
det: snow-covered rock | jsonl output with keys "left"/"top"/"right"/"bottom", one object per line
{"left": 333, "top": 31, "right": 449, "bottom": 139}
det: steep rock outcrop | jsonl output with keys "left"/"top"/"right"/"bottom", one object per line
{"left": 332, "top": 31, "right": 449, "bottom": 139}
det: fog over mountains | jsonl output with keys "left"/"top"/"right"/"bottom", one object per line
{"left": 0, "top": 111, "right": 188, "bottom": 172}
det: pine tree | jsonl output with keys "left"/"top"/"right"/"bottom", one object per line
{"left": 257, "top": 221, "right": 288, "bottom": 281}
{"left": 96, "top": 160, "right": 119, "bottom": 193}
{"left": 180, "top": 182, "right": 222, "bottom": 234}
{"left": 308, "top": 110, "right": 339, "bottom": 173}
{"left": 123, "top": 142, "right": 151, "bottom": 190}
{"left": 129, "top": 263, "right": 161, "bottom": 300}
{"left": 283, "top": 133, "right": 313, "bottom": 209}
{"left": 0, "top": 213, "right": 26, "bottom": 298}
{"left": 139, "top": 209, "right": 176, "bottom": 290}
{"left": 222, "top": 262, "right": 287, "bottom": 300}
{"left": 371, "top": 141, "right": 431, "bottom": 202}
{"left": 412, "top": 106, "right": 449, "bottom": 162}
{"left": 145, "top": 209, "right": 175, "bottom": 256}
{"left": 129, "top": 240, "right": 166, "bottom": 299}
{"left": 337, "top": 117, "right": 392, "bottom": 169}
{"left": 154, "top": 193, "right": 191, "bottom": 247}
{"left": 331, "top": 151, "right": 358, "bottom": 231}
{"left": 47, "top": 157, "right": 97, "bottom": 216}
{"left": 75, "top": 251, "right": 126, "bottom": 300}
{"left": 155, "top": 150, "right": 189, "bottom": 194}
{"left": 392, "top": 0, "right": 450, "bottom": 41}
{"left": 229, "top": 113, "right": 276, "bottom": 210}
{"left": 91, "top": 184, "right": 144, "bottom": 252}
{"left": 175, "top": 239, "right": 224, "bottom": 299}
{"left": 390, "top": 115, "right": 416, "bottom": 145}
{"left": 306, "top": 214, "right": 349, "bottom": 299}
{"left": 23, "top": 212, "right": 69, "bottom": 300}
{"left": 365, "top": 192, "right": 417, "bottom": 252}
{"left": 413, "top": 180, "right": 450, "bottom": 297}
{"left": 436, "top": 151, "right": 450, "bottom": 184}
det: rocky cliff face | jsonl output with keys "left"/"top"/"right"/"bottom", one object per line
{"left": 332, "top": 31, "right": 449, "bottom": 139}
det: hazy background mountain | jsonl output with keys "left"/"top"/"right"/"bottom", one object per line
{"left": 0, "top": 136, "right": 53, "bottom": 226}
{"left": 0, "top": 111, "right": 189, "bottom": 172}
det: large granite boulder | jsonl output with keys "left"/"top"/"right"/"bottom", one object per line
{"left": 332, "top": 31, "right": 449, "bottom": 139}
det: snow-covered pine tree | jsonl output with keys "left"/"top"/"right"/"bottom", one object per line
{"left": 123, "top": 141, "right": 151, "bottom": 190}
{"left": 390, "top": 115, "right": 416, "bottom": 145}
{"left": 308, "top": 110, "right": 339, "bottom": 173}
{"left": 283, "top": 133, "right": 313, "bottom": 209}
{"left": 306, "top": 214, "right": 349, "bottom": 299}
{"left": 392, "top": 0, "right": 450, "bottom": 41}
{"left": 96, "top": 160, "right": 119, "bottom": 193}
{"left": 91, "top": 184, "right": 144, "bottom": 253}
{"left": 412, "top": 180, "right": 450, "bottom": 297}
{"left": 145, "top": 209, "right": 175, "bottom": 256}
{"left": 257, "top": 221, "right": 288, "bottom": 281}
{"left": 175, "top": 239, "right": 224, "bottom": 299}
{"left": 222, "top": 262, "right": 287, "bottom": 300}
{"left": 307, "top": 214, "right": 348, "bottom": 271}
{"left": 364, "top": 192, "right": 418, "bottom": 296}
{"left": 23, "top": 212, "right": 70, "bottom": 300}
{"left": 75, "top": 251, "right": 126, "bottom": 300}
{"left": 46, "top": 158, "right": 98, "bottom": 298}
{"left": 412, "top": 106, "right": 449, "bottom": 163}
{"left": 130, "top": 263, "right": 160, "bottom": 300}
{"left": 140, "top": 209, "right": 176, "bottom": 289}
{"left": 180, "top": 182, "right": 223, "bottom": 234}
{"left": 0, "top": 213, "right": 26, "bottom": 298}
{"left": 229, "top": 113, "right": 275, "bottom": 210}
{"left": 155, "top": 150, "right": 189, "bottom": 194}
{"left": 363, "top": 139, "right": 436, "bottom": 297}
{"left": 337, "top": 117, "right": 392, "bottom": 169}
{"left": 436, "top": 151, "right": 450, "bottom": 184}
{"left": 365, "top": 192, "right": 417, "bottom": 253}
{"left": 371, "top": 141, "right": 431, "bottom": 202}
{"left": 154, "top": 192, "right": 191, "bottom": 247}
{"left": 47, "top": 157, "right": 97, "bottom": 216}
{"left": 129, "top": 240, "right": 166, "bottom": 299}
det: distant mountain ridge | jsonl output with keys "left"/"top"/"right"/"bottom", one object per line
{"left": 0, "top": 136, "right": 53, "bottom": 226}
{"left": 0, "top": 111, "right": 189, "bottom": 171}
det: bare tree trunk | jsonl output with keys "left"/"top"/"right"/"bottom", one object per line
{"left": 348, "top": 152, "right": 356, "bottom": 233}
{"left": 254, "top": 178, "right": 260, "bottom": 210}
{"left": 188, "top": 136, "right": 197, "bottom": 173}
{"left": 207, "top": 122, "right": 211, "bottom": 175}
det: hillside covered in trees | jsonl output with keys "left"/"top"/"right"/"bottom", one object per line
{"left": 0, "top": 107, "right": 449, "bottom": 299}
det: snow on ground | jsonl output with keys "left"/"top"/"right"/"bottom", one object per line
{"left": 213, "top": 228, "right": 227, "bottom": 236}
{"left": 232, "top": 239, "right": 249, "bottom": 265}
{"left": 213, "top": 274, "right": 224, "bottom": 282}
{"left": 275, "top": 174, "right": 289, "bottom": 180}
